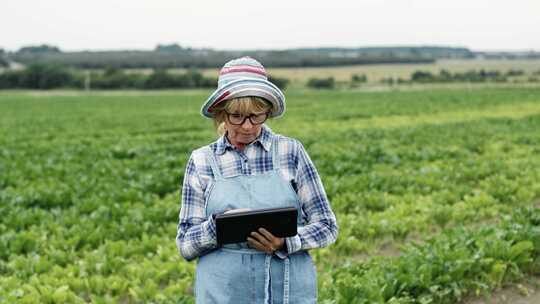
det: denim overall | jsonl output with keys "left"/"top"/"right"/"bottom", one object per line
{"left": 195, "top": 137, "right": 317, "bottom": 304}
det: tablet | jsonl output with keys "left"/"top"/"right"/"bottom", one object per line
{"left": 215, "top": 206, "right": 298, "bottom": 245}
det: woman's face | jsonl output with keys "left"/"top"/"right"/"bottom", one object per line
{"left": 224, "top": 112, "right": 265, "bottom": 150}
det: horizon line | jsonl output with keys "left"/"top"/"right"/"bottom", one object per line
{"left": 3, "top": 44, "right": 540, "bottom": 53}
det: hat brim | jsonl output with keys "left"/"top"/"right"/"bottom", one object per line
{"left": 201, "top": 78, "right": 285, "bottom": 118}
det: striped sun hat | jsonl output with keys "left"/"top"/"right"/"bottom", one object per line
{"left": 201, "top": 56, "right": 285, "bottom": 118}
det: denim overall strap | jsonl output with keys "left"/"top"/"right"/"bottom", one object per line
{"left": 272, "top": 135, "right": 280, "bottom": 171}
{"left": 266, "top": 136, "right": 291, "bottom": 304}
{"left": 204, "top": 146, "right": 223, "bottom": 180}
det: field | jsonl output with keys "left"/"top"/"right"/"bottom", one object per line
{"left": 265, "top": 59, "right": 540, "bottom": 85}
{"left": 1, "top": 85, "right": 540, "bottom": 303}
{"left": 140, "top": 59, "right": 540, "bottom": 88}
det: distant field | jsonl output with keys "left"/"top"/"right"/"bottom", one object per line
{"left": 126, "top": 59, "right": 540, "bottom": 87}
{"left": 267, "top": 59, "right": 540, "bottom": 86}
{"left": 2, "top": 86, "right": 540, "bottom": 303}
{"left": 5, "top": 59, "right": 540, "bottom": 88}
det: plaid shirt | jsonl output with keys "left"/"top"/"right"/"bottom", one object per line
{"left": 176, "top": 125, "right": 338, "bottom": 261}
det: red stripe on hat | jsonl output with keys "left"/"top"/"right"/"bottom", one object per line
{"left": 208, "top": 91, "right": 231, "bottom": 112}
{"left": 220, "top": 66, "right": 266, "bottom": 76}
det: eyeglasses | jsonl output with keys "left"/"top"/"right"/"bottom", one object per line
{"left": 225, "top": 111, "right": 269, "bottom": 125}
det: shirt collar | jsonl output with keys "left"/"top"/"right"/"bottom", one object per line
{"left": 215, "top": 124, "right": 274, "bottom": 155}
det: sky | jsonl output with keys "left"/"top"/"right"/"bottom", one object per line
{"left": 2, "top": 0, "right": 539, "bottom": 52}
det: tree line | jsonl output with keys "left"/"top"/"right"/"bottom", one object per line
{"left": 4, "top": 44, "right": 540, "bottom": 70}
{"left": 0, "top": 64, "right": 215, "bottom": 90}
{"left": 305, "top": 69, "right": 540, "bottom": 89}
{"left": 0, "top": 49, "right": 7, "bottom": 67}
{"left": 380, "top": 69, "right": 540, "bottom": 85}
{"left": 0, "top": 44, "right": 482, "bottom": 69}
{"left": 3, "top": 61, "right": 537, "bottom": 90}
{"left": 0, "top": 63, "right": 289, "bottom": 90}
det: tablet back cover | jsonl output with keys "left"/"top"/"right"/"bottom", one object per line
{"left": 215, "top": 207, "right": 298, "bottom": 245}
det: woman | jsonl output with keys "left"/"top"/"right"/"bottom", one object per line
{"left": 176, "top": 57, "right": 338, "bottom": 304}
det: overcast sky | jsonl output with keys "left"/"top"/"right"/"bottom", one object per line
{"left": 2, "top": 0, "right": 539, "bottom": 52}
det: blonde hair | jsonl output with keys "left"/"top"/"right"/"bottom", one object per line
{"left": 211, "top": 96, "right": 273, "bottom": 135}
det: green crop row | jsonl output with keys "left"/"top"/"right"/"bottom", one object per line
{"left": 1, "top": 87, "right": 540, "bottom": 303}
{"left": 321, "top": 207, "right": 540, "bottom": 304}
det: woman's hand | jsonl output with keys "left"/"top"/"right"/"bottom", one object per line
{"left": 247, "top": 228, "right": 284, "bottom": 254}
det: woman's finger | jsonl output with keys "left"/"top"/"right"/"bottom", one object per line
{"left": 258, "top": 228, "right": 276, "bottom": 241}
{"left": 251, "top": 232, "right": 273, "bottom": 248}
{"left": 247, "top": 237, "right": 264, "bottom": 249}
{"left": 259, "top": 228, "right": 284, "bottom": 249}
{"left": 247, "top": 237, "right": 272, "bottom": 253}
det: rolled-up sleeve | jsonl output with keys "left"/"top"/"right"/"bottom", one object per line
{"left": 284, "top": 141, "right": 338, "bottom": 254}
{"left": 176, "top": 153, "right": 217, "bottom": 261}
